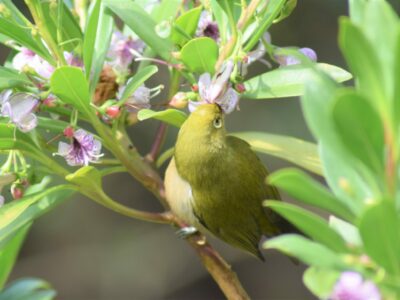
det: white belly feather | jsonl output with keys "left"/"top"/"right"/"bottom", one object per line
{"left": 165, "top": 158, "right": 199, "bottom": 227}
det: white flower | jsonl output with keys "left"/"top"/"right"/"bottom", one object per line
{"left": 189, "top": 61, "right": 239, "bottom": 114}
{"left": 0, "top": 90, "right": 38, "bottom": 132}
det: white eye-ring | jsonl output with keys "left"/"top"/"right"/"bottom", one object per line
{"left": 213, "top": 117, "right": 222, "bottom": 128}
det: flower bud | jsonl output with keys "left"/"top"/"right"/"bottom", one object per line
{"left": 63, "top": 126, "right": 74, "bottom": 138}
{"left": 11, "top": 186, "right": 23, "bottom": 199}
{"left": 43, "top": 97, "right": 56, "bottom": 107}
{"left": 106, "top": 105, "right": 121, "bottom": 119}
{"left": 170, "top": 92, "right": 188, "bottom": 109}
{"left": 234, "top": 83, "right": 246, "bottom": 94}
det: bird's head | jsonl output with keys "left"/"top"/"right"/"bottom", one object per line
{"left": 175, "top": 104, "right": 227, "bottom": 181}
{"left": 181, "top": 103, "right": 226, "bottom": 141}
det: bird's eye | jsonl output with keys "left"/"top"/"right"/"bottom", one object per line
{"left": 213, "top": 117, "right": 222, "bottom": 128}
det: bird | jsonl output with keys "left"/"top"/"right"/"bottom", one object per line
{"left": 165, "top": 103, "right": 298, "bottom": 260}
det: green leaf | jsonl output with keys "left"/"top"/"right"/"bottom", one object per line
{"left": 37, "top": 117, "right": 70, "bottom": 134}
{"left": 84, "top": 0, "right": 114, "bottom": 93}
{"left": 50, "top": 67, "right": 92, "bottom": 116}
{"left": 339, "top": 18, "right": 385, "bottom": 109}
{"left": 243, "top": 0, "right": 286, "bottom": 52}
{"left": 268, "top": 168, "right": 355, "bottom": 222}
{"left": 171, "top": 6, "right": 203, "bottom": 46}
{"left": 332, "top": 90, "right": 384, "bottom": 175}
{"left": 0, "top": 11, "right": 52, "bottom": 63}
{"left": 151, "top": 0, "right": 181, "bottom": 22}
{"left": 264, "top": 201, "right": 348, "bottom": 253}
{"left": 231, "top": 132, "right": 321, "bottom": 175}
{"left": 66, "top": 166, "right": 102, "bottom": 191}
{"left": 264, "top": 234, "right": 346, "bottom": 269}
{"left": 0, "top": 124, "right": 50, "bottom": 165}
{"left": 303, "top": 267, "right": 340, "bottom": 299}
{"left": 137, "top": 109, "right": 187, "bottom": 128}
{"left": 40, "top": 1, "right": 83, "bottom": 52}
{"left": 274, "top": 0, "right": 297, "bottom": 23}
{"left": 359, "top": 201, "right": 400, "bottom": 276}
{"left": 180, "top": 37, "right": 219, "bottom": 74}
{"left": 119, "top": 66, "right": 158, "bottom": 103}
{"left": 329, "top": 216, "right": 361, "bottom": 247}
{"left": 0, "top": 225, "right": 30, "bottom": 289}
{"left": 0, "top": 278, "right": 56, "bottom": 300}
{"left": 105, "top": 0, "right": 173, "bottom": 60}
{"left": 0, "top": 185, "right": 74, "bottom": 248}
{"left": 243, "top": 63, "right": 352, "bottom": 99}
{"left": 0, "top": 67, "right": 33, "bottom": 90}
{"left": 302, "top": 72, "right": 376, "bottom": 213}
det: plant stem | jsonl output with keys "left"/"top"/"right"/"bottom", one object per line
{"left": 147, "top": 69, "right": 181, "bottom": 162}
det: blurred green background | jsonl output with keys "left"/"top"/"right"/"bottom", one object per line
{"left": 2, "top": 0, "right": 387, "bottom": 299}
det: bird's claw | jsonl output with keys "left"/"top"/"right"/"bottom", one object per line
{"left": 176, "top": 226, "right": 198, "bottom": 239}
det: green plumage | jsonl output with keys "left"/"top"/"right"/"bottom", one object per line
{"left": 167, "top": 104, "right": 296, "bottom": 259}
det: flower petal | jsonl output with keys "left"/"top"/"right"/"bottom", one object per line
{"left": 7, "top": 93, "right": 38, "bottom": 123}
{"left": 17, "top": 113, "right": 37, "bottom": 132}
{"left": 198, "top": 73, "right": 211, "bottom": 101}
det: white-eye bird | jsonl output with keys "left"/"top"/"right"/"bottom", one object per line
{"left": 165, "top": 103, "right": 297, "bottom": 260}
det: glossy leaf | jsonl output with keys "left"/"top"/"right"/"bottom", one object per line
{"left": 359, "top": 201, "right": 400, "bottom": 276}
{"left": 332, "top": 90, "right": 384, "bottom": 174}
{"left": 243, "top": 63, "right": 352, "bottom": 99}
{"left": 137, "top": 109, "right": 187, "bottom": 128}
{"left": 0, "top": 185, "right": 74, "bottom": 248}
{"left": 40, "top": 1, "right": 83, "bottom": 52}
{"left": 180, "top": 37, "right": 219, "bottom": 74}
{"left": 105, "top": 0, "right": 173, "bottom": 60}
{"left": 0, "top": 225, "right": 30, "bottom": 289}
{"left": 0, "top": 67, "right": 33, "bottom": 90}
{"left": 119, "top": 66, "right": 158, "bottom": 103}
{"left": 274, "top": 0, "right": 297, "bottom": 23}
{"left": 37, "top": 117, "right": 70, "bottom": 134}
{"left": 0, "top": 13, "right": 52, "bottom": 63}
{"left": 231, "top": 132, "right": 321, "bottom": 175}
{"left": 303, "top": 267, "right": 340, "bottom": 299}
{"left": 268, "top": 168, "right": 355, "bottom": 222}
{"left": 50, "top": 67, "right": 92, "bottom": 116}
{"left": 84, "top": 1, "right": 114, "bottom": 93}
{"left": 264, "top": 234, "right": 346, "bottom": 269}
{"left": 151, "top": 0, "right": 181, "bottom": 22}
{"left": 302, "top": 73, "right": 374, "bottom": 213}
{"left": 264, "top": 201, "right": 348, "bottom": 253}
{"left": 0, "top": 278, "right": 56, "bottom": 300}
{"left": 329, "top": 216, "right": 361, "bottom": 247}
{"left": 339, "top": 18, "right": 385, "bottom": 109}
{"left": 171, "top": 6, "right": 203, "bottom": 46}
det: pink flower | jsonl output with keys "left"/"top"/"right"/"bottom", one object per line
{"left": 119, "top": 84, "right": 151, "bottom": 112}
{"left": 189, "top": 61, "right": 239, "bottom": 114}
{"left": 107, "top": 31, "right": 144, "bottom": 73}
{"left": 330, "top": 272, "right": 381, "bottom": 300}
{"left": 12, "top": 47, "right": 54, "bottom": 79}
{"left": 0, "top": 90, "right": 38, "bottom": 132}
{"left": 55, "top": 129, "right": 103, "bottom": 166}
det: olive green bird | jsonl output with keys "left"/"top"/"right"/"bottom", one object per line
{"left": 165, "top": 103, "right": 298, "bottom": 260}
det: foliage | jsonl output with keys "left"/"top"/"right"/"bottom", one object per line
{"left": 263, "top": 0, "right": 400, "bottom": 298}
{"left": 0, "top": 0, "right": 359, "bottom": 298}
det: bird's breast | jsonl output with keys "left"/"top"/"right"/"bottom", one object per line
{"left": 165, "top": 158, "right": 199, "bottom": 227}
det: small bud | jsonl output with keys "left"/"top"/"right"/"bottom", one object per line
{"left": 63, "top": 126, "right": 74, "bottom": 138}
{"left": 169, "top": 92, "right": 188, "bottom": 109}
{"left": 43, "top": 97, "right": 56, "bottom": 107}
{"left": 191, "top": 84, "right": 199, "bottom": 92}
{"left": 234, "top": 83, "right": 246, "bottom": 94}
{"left": 11, "top": 186, "right": 23, "bottom": 199}
{"left": 106, "top": 105, "right": 120, "bottom": 119}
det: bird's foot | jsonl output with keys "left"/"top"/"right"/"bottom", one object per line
{"left": 176, "top": 226, "right": 198, "bottom": 239}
